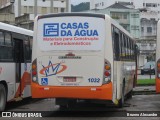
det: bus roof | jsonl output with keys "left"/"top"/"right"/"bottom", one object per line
{"left": 36, "top": 13, "right": 134, "bottom": 40}
{"left": 0, "top": 22, "right": 33, "bottom": 36}
{"left": 37, "top": 12, "right": 105, "bottom": 20}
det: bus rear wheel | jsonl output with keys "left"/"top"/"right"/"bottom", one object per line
{"left": 0, "top": 84, "right": 7, "bottom": 111}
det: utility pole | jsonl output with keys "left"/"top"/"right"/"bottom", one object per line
{"left": 18, "top": 0, "right": 21, "bottom": 16}
{"left": 34, "top": 0, "right": 37, "bottom": 18}
{"left": 66, "top": 0, "right": 69, "bottom": 12}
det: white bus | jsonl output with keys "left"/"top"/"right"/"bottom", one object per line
{"left": 31, "top": 13, "right": 137, "bottom": 108}
{"left": 156, "top": 20, "right": 160, "bottom": 94}
{"left": 0, "top": 22, "right": 33, "bottom": 111}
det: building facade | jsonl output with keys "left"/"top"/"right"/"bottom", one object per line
{"left": 0, "top": 0, "right": 71, "bottom": 30}
{"left": 90, "top": 0, "right": 160, "bottom": 66}
{"left": 85, "top": 3, "right": 141, "bottom": 39}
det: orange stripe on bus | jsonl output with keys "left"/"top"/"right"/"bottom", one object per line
{"left": 156, "top": 78, "right": 160, "bottom": 93}
{"left": 31, "top": 82, "right": 113, "bottom": 100}
{"left": 15, "top": 72, "right": 31, "bottom": 98}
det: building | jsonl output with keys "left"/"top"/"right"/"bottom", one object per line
{"left": 106, "top": 3, "right": 140, "bottom": 39}
{"left": 84, "top": 2, "right": 141, "bottom": 39}
{"left": 90, "top": 0, "right": 160, "bottom": 66}
{"left": 90, "top": 0, "right": 160, "bottom": 12}
{"left": 0, "top": 0, "right": 71, "bottom": 30}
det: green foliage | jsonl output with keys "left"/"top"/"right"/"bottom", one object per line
{"left": 71, "top": 2, "right": 90, "bottom": 12}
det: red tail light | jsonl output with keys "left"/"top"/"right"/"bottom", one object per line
{"left": 103, "top": 60, "right": 111, "bottom": 84}
{"left": 32, "top": 71, "right": 37, "bottom": 76}
{"left": 157, "top": 59, "right": 160, "bottom": 78}
{"left": 105, "top": 71, "right": 110, "bottom": 77}
{"left": 32, "top": 59, "right": 38, "bottom": 83}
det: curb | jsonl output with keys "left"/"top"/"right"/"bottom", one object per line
{"left": 133, "top": 90, "right": 156, "bottom": 95}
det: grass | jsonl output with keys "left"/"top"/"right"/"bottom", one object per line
{"left": 137, "top": 79, "right": 155, "bottom": 85}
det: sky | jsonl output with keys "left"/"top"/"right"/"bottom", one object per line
{"left": 71, "top": 0, "right": 90, "bottom": 5}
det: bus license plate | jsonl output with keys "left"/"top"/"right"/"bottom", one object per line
{"left": 63, "top": 77, "right": 76, "bottom": 82}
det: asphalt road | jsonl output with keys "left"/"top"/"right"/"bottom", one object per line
{"left": 1, "top": 94, "right": 160, "bottom": 120}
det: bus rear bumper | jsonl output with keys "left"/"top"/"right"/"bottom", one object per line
{"left": 156, "top": 78, "right": 160, "bottom": 93}
{"left": 31, "top": 82, "right": 113, "bottom": 100}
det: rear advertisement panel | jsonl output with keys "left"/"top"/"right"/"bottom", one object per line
{"left": 37, "top": 16, "right": 105, "bottom": 51}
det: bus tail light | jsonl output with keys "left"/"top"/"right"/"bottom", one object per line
{"left": 103, "top": 60, "right": 111, "bottom": 84}
{"left": 32, "top": 59, "right": 38, "bottom": 83}
{"left": 157, "top": 59, "right": 160, "bottom": 78}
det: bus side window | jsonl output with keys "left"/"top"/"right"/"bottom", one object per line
{"left": 124, "top": 35, "right": 127, "bottom": 60}
{"left": 127, "top": 37, "right": 130, "bottom": 60}
{"left": 0, "top": 31, "right": 4, "bottom": 45}
{"left": 5, "top": 32, "right": 12, "bottom": 46}
{"left": 4, "top": 32, "right": 13, "bottom": 60}
{"left": 29, "top": 36, "right": 33, "bottom": 59}
{"left": 0, "top": 31, "right": 13, "bottom": 61}
{"left": 24, "top": 38, "right": 31, "bottom": 62}
{"left": 119, "top": 32, "right": 123, "bottom": 60}
{"left": 0, "top": 31, "right": 4, "bottom": 60}
{"left": 131, "top": 41, "right": 134, "bottom": 60}
{"left": 114, "top": 31, "right": 120, "bottom": 61}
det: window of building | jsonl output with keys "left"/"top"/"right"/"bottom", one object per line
{"left": 95, "top": 3, "right": 99, "bottom": 8}
{"left": 131, "top": 26, "right": 139, "bottom": 30}
{"left": 23, "top": 6, "right": 27, "bottom": 13}
{"left": 29, "top": 6, "right": 33, "bottom": 13}
{"left": 61, "top": 8, "right": 65, "bottom": 12}
{"left": 143, "top": 3, "right": 145, "bottom": 7}
{"left": 123, "top": 14, "right": 127, "bottom": 19}
{"left": 146, "top": 3, "right": 157, "bottom": 7}
{"left": 147, "top": 27, "right": 152, "bottom": 33}
{"left": 102, "top": 2, "right": 104, "bottom": 6}
{"left": 141, "top": 27, "right": 144, "bottom": 32}
{"left": 41, "top": 7, "right": 47, "bottom": 14}
{"left": 131, "top": 14, "right": 139, "bottom": 18}
{"left": 54, "top": 7, "right": 58, "bottom": 13}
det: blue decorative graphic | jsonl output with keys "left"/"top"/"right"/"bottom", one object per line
{"left": 44, "top": 23, "right": 59, "bottom": 36}
{"left": 42, "top": 61, "right": 61, "bottom": 77}
{"left": 41, "top": 78, "right": 48, "bottom": 85}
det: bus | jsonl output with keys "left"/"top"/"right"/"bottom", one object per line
{"left": 156, "top": 20, "right": 160, "bottom": 94}
{"left": 0, "top": 22, "right": 33, "bottom": 111}
{"left": 31, "top": 13, "right": 137, "bottom": 108}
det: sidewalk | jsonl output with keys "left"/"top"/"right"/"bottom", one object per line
{"left": 133, "top": 86, "right": 156, "bottom": 95}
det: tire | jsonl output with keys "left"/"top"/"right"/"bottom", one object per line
{"left": 118, "top": 83, "right": 125, "bottom": 108}
{"left": 0, "top": 84, "right": 7, "bottom": 111}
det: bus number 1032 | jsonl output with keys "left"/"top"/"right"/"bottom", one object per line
{"left": 88, "top": 78, "right": 100, "bottom": 83}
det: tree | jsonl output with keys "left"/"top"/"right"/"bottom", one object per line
{"left": 71, "top": 2, "right": 90, "bottom": 12}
